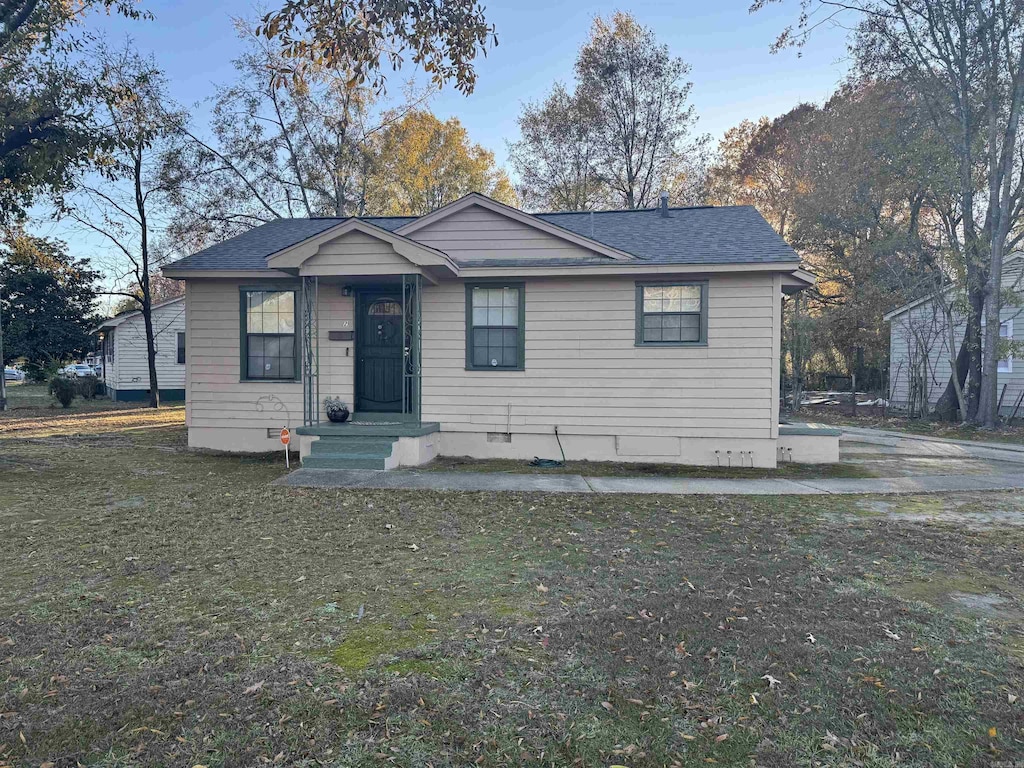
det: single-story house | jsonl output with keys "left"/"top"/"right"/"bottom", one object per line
{"left": 93, "top": 295, "right": 187, "bottom": 402}
{"left": 885, "top": 255, "right": 1023, "bottom": 416}
{"left": 162, "top": 193, "right": 831, "bottom": 468}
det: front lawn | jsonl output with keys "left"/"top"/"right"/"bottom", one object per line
{"left": 1, "top": 409, "right": 1022, "bottom": 766}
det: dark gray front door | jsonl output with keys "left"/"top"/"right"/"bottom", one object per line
{"left": 356, "top": 292, "right": 403, "bottom": 412}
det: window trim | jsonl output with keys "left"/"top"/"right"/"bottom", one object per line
{"left": 238, "top": 285, "right": 301, "bottom": 382}
{"left": 176, "top": 331, "right": 186, "bottom": 365}
{"left": 464, "top": 281, "right": 526, "bottom": 371}
{"left": 982, "top": 317, "right": 1014, "bottom": 374}
{"left": 635, "top": 280, "right": 709, "bottom": 347}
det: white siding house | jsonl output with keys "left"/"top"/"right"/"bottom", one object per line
{"left": 885, "top": 256, "right": 1024, "bottom": 416}
{"left": 94, "top": 296, "right": 187, "bottom": 402}
{"left": 163, "top": 194, "right": 826, "bottom": 468}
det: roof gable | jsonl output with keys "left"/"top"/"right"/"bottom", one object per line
{"left": 884, "top": 253, "right": 1024, "bottom": 320}
{"left": 93, "top": 295, "right": 185, "bottom": 333}
{"left": 265, "top": 218, "right": 457, "bottom": 274}
{"left": 396, "top": 193, "right": 634, "bottom": 263}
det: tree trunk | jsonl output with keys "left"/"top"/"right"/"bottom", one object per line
{"left": 142, "top": 300, "right": 160, "bottom": 409}
{"left": 135, "top": 148, "right": 159, "bottom": 409}
{"left": 964, "top": 288, "right": 983, "bottom": 421}
{"left": 933, "top": 335, "right": 971, "bottom": 421}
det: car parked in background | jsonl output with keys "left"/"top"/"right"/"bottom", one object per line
{"left": 62, "top": 364, "right": 96, "bottom": 378}
{"left": 4, "top": 367, "right": 25, "bottom": 382}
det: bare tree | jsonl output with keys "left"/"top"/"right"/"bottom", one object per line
{"left": 507, "top": 84, "right": 609, "bottom": 212}
{"left": 59, "top": 47, "right": 186, "bottom": 409}
{"left": 161, "top": 22, "right": 432, "bottom": 247}
{"left": 575, "top": 12, "right": 708, "bottom": 209}
{"left": 508, "top": 12, "right": 708, "bottom": 212}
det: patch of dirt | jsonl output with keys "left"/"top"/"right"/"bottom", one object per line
{"left": 949, "top": 591, "right": 1011, "bottom": 618}
{"left": 851, "top": 496, "right": 1024, "bottom": 528}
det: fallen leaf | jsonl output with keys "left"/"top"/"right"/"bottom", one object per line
{"left": 244, "top": 681, "right": 265, "bottom": 695}
{"left": 761, "top": 674, "right": 781, "bottom": 690}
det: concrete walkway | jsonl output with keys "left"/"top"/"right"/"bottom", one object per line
{"left": 275, "top": 467, "right": 1024, "bottom": 495}
{"left": 839, "top": 425, "right": 1024, "bottom": 464}
{"left": 274, "top": 426, "right": 1024, "bottom": 496}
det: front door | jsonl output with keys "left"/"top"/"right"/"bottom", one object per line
{"left": 356, "top": 291, "right": 404, "bottom": 412}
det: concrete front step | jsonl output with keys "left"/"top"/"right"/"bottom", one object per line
{"left": 303, "top": 434, "right": 397, "bottom": 470}
{"left": 309, "top": 437, "right": 395, "bottom": 455}
{"left": 302, "top": 455, "right": 388, "bottom": 470}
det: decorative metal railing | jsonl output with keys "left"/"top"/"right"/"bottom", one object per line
{"left": 402, "top": 273, "right": 422, "bottom": 423}
{"left": 301, "top": 275, "right": 320, "bottom": 426}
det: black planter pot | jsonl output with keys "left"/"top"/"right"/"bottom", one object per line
{"left": 326, "top": 408, "right": 350, "bottom": 423}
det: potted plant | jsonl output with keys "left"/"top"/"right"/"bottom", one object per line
{"left": 323, "top": 397, "right": 350, "bottom": 423}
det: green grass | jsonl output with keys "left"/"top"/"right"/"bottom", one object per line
{"left": 2, "top": 382, "right": 184, "bottom": 420}
{"left": 0, "top": 405, "right": 1023, "bottom": 766}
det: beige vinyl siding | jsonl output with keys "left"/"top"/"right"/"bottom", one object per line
{"left": 186, "top": 279, "right": 354, "bottom": 435}
{"left": 409, "top": 204, "right": 605, "bottom": 262}
{"left": 888, "top": 261, "right": 1024, "bottom": 414}
{"left": 107, "top": 299, "right": 186, "bottom": 391}
{"left": 299, "top": 231, "right": 425, "bottom": 277}
{"left": 420, "top": 273, "right": 780, "bottom": 438}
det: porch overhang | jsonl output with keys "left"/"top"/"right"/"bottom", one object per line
{"left": 781, "top": 267, "right": 816, "bottom": 295}
{"left": 265, "top": 218, "right": 459, "bottom": 284}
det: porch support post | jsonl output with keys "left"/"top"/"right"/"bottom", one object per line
{"left": 301, "top": 275, "right": 320, "bottom": 426}
{"left": 402, "top": 273, "right": 422, "bottom": 424}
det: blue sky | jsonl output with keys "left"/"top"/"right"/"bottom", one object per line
{"left": 86, "top": 0, "right": 853, "bottom": 168}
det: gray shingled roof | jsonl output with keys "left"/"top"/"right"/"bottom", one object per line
{"left": 535, "top": 206, "right": 798, "bottom": 264}
{"left": 163, "top": 205, "right": 798, "bottom": 272}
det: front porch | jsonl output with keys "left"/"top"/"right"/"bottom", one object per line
{"left": 270, "top": 218, "right": 458, "bottom": 437}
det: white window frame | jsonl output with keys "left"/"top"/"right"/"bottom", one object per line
{"left": 999, "top": 319, "right": 1013, "bottom": 374}
{"left": 984, "top": 317, "right": 1014, "bottom": 373}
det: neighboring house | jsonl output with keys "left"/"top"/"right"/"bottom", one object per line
{"left": 93, "top": 296, "right": 187, "bottom": 402}
{"left": 162, "top": 193, "right": 828, "bottom": 468}
{"left": 885, "top": 255, "right": 1024, "bottom": 416}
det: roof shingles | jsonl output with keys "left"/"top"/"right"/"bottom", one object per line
{"left": 163, "top": 205, "right": 798, "bottom": 272}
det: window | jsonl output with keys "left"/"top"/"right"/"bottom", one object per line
{"left": 635, "top": 282, "right": 707, "bottom": 345}
{"left": 982, "top": 318, "right": 1015, "bottom": 373}
{"left": 241, "top": 289, "right": 298, "bottom": 380}
{"left": 104, "top": 330, "right": 114, "bottom": 362}
{"left": 999, "top": 320, "right": 1013, "bottom": 373}
{"left": 176, "top": 332, "right": 186, "bottom": 365}
{"left": 466, "top": 283, "right": 524, "bottom": 370}
{"left": 368, "top": 298, "right": 402, "bottom": 316}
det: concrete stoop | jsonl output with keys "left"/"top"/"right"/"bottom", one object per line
{"left": 295, "top": 420, "right": 441, "bottom": 470}
{"left": 301, "top": 435, "right": 396, "bottom": 470}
